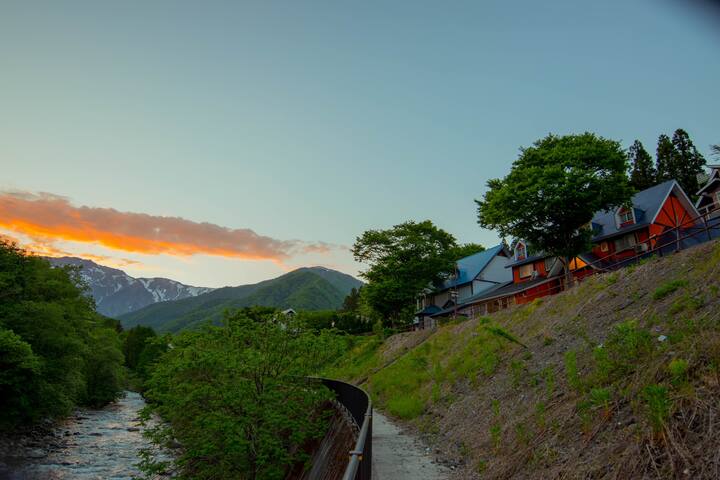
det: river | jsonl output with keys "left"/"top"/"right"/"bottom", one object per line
{"left": 0, "top": 391, "right": 168, "bottom": 480}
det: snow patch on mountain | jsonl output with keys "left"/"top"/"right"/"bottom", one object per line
{"left": 45, "top": 257, "right": 214, "bottom": 318}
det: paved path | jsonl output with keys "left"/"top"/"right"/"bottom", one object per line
{"left": 372, "top": 410, "right": 450, "bottom": 479}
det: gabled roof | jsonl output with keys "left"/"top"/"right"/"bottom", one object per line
{"left": 697, "top": 167, "right": 720, "bottom": 197}
{"left": 438, "top": 244, "right": 507, "bottom": 290}
{"left": 591, "top": 180, "right": 698, "bottom": 242}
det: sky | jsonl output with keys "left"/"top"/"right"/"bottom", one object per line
{"left": 1, "top": 0, "right": 719, "bottom": 288}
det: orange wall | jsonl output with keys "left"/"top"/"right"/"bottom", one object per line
{"left": 512, "top": 259, "right": 547, "bottom": 283}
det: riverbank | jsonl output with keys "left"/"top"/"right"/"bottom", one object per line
{"left": 0, "top": 391, "right": 167, "bottom": 479}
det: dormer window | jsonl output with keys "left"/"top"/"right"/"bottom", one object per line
{"left": 616, "top": 207, "right": 635, "bottom": 228}
{"left": 515, "top": 241, "right": 527, "bottom": 261}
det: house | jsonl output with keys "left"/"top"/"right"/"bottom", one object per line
{"left": 415, "top": 244, "right": 513, "bottom": 328}
{"left": 455, "top": 180, "right": 703, "bottom": 313}
{"left": 696, "top": 164, "right": 720, "bottom": 218}
{"left": 587, "top": 180, "right": 701, "bottom": 264}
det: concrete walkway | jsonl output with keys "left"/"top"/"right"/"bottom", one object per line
{"left": 371, "top": 410, "right": 450, "bottom": 479}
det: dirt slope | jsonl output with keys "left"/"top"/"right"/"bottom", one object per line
{"left": 334, "top": 240, "right": 720, "bottom": 479}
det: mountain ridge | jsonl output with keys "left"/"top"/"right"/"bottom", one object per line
{"left": 118, "top": 266, "right": 363, "bottom": 333}
{"left": 46, "top": 256, "right": 214, "bottom": 318}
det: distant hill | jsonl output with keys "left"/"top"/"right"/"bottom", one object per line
{"left": 46, "top": 257, "right": 213, "bottom": 318}
{"left": 118, "top": 266, "right": 363, "bottom": 333}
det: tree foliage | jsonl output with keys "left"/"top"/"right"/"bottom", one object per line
{"left": 0, "top": 241, "right": 125, "bottom": 427}
{"left": 628, "top": 140, "right": 656, "bottom": 190}
{"left": 142, "top": 309, "right": 346, "bottom": 480}
{"left": 656, "top": 129, "right": 706, "bottom": 197}
{"left": 352, "top": 220, "right": 472, "bottom": 325}
{"left": 476, "top": 133, "right": 633, "bottom": 272}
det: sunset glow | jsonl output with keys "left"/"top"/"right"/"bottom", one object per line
{"left": 0, "top": 191, "right": 334, "bottom": 264}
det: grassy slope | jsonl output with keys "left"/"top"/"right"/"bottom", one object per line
{"left": 120, "top": 269, "right": 353, "bottom": 332}
{"left": 328, "top": 240, "right": 720, "bottom": 479}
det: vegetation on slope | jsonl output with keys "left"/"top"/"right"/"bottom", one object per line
{"left": 330, "top": 240, "right": 720, "bottom": 479}
{"left": 119, "top": 268, "right": 361, "bottom": 333}
{"left": 0, "top": 241, "right": 125, "bottom": 428}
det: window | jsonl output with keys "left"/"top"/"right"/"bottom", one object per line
{"left": 618, "top": 208, "right": 634, "bottom": 226}
{"left": 715, "top": 191, "right": 720, "bottom": 207}
{"left": 614, "top": 233, "right": 637, "bottom": 252}
{"left": 518, "top": 263, "right": 534, "bottom": 278}
{"left": 600, "top": 241, "right": 609, "bottom": 252}
{"left": 515, "top": 242, "right": 527, "bottom": 260}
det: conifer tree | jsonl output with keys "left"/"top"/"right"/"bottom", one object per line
{"left": 656, "top": 134, "right": 676, "bottom": 182}
{"left": 628, "top": 140, "right": 656, "bottom": 190}
{"left": 671, "top": 128, "right": 706, "bottom": 197}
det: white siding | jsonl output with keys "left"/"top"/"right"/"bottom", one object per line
{"left": 475, "top": 255, "right": 512, "bottom": 283}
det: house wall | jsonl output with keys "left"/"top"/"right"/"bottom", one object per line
{"left": 512, "top": 259, "right": 547, "bottom": 283}
{"left": 655, "top": 193, "right": 695, "bottom": 229}
{"left": 514, "top": 279, "right": 561, "bottom": 305}
{"left": 478, "top": 255, "right": 513, "bottom": 283}
{"left": 458, "top": 283, "right": 473, "bottom": 302}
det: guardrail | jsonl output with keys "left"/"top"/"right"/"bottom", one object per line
{"left": 318, "top": 378, "right": 373, "bottom": 480}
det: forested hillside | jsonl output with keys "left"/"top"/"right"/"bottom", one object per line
{"left": 0, "top": 241, "right": 125, "bottom": 428}
{"left": 119, "top": 267, "right": 362, "bottom": 332}
{"left": 328, "top": 240, "right": 720, "bottom": 479}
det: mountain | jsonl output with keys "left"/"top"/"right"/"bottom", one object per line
{"left": 46, "top": 257, "right": 214, "bottom": 318}
{"left": 119, "top": 266, "right": 363, "bottom": 333}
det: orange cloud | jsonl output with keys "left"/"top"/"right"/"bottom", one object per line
{"left": 0, "top": 191, "right": 330, "bottom": 262}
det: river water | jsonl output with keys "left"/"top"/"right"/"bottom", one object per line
{"left": 0, "top": 391, "right": 168, "bottom": 480}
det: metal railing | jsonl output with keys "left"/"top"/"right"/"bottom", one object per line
{"left": 318, "top": 378, "right": 372, "bottom": 480}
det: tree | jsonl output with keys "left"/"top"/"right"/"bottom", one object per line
{"left": 142, "top": 310, "right": 345, "bottom": 479}
{"left": 655, "top": 134, "right": 676, "bottom": 182}
{"left": 449, "top": 242, "right": 486, "bottom": 261}
{"left": 671, "top": 128, "right": 706, "bottom": 197}
{"left": 0, "top": 240, "right": 125, "bottom": 427}
{"left": 656, "top": 130, "right": 706, "bottom": 197}
{"left": 352, "top": 220, "right": 465, "bottom": 326}
{"left": 711, "top": 144, "right": 720, "bottom": 158}
{"left": 341, "top": 287, "right": 361, "bottom": 313}
{"left": 476, "top": 132, "right": 633, "bottom": 285}
{"left": 628, "top": 140, "right": 656, "bottom": 190}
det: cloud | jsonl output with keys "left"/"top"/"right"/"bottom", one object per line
{"left": 0, "top": 191, "right": 333, "bottom": 263}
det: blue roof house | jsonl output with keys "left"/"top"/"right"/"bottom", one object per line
{"left": 415, "top": 244, "right": 513, "bottom": 327}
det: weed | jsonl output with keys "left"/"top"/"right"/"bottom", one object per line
{"left": 476, "top": 459, "right": 487, "bottom": 473}
{"left": 668, "top": 358, "right": 689, "bottom": 385}
{"left": 535, "top": 401, "right": 547, "bottom": 429}
{"left": 542, "top": 366, "right": 556, "bottom": 398}
{"left": 543, "top": 335, "right": 555, "bottom": 346}
{"left": 642, "top": 384, "right": 671, "bottom": 434}
{"left": 605, "top": 272, "right": 619, "bottom": 285}
{"left": 514, "top": 422, "right": 529, "bottom": 446}
{"left": 491, "top": 399, "right": 501, "bottom": 417}
{"left": 564, "top": 350, "right": 582, "bottom": 392}
{"left": 387, "top": 395, "right": 425, "bottom": 419}
{"left": 487, "top": 325, "right": 526, "bottom": 348}
{"left": 510, "top": 360, "right": 525, "bottom": 387}
{"left": 669, "top": 294, "right": 704, "bottom": 314}
{"left": 589, "top": 387, "right": 611, "bottom": 408}
{"left": 490, "top": 424, "right": 502, "bottom": 450}
{"left": 652, "top": 279, "right": 689, "bottom": 300}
